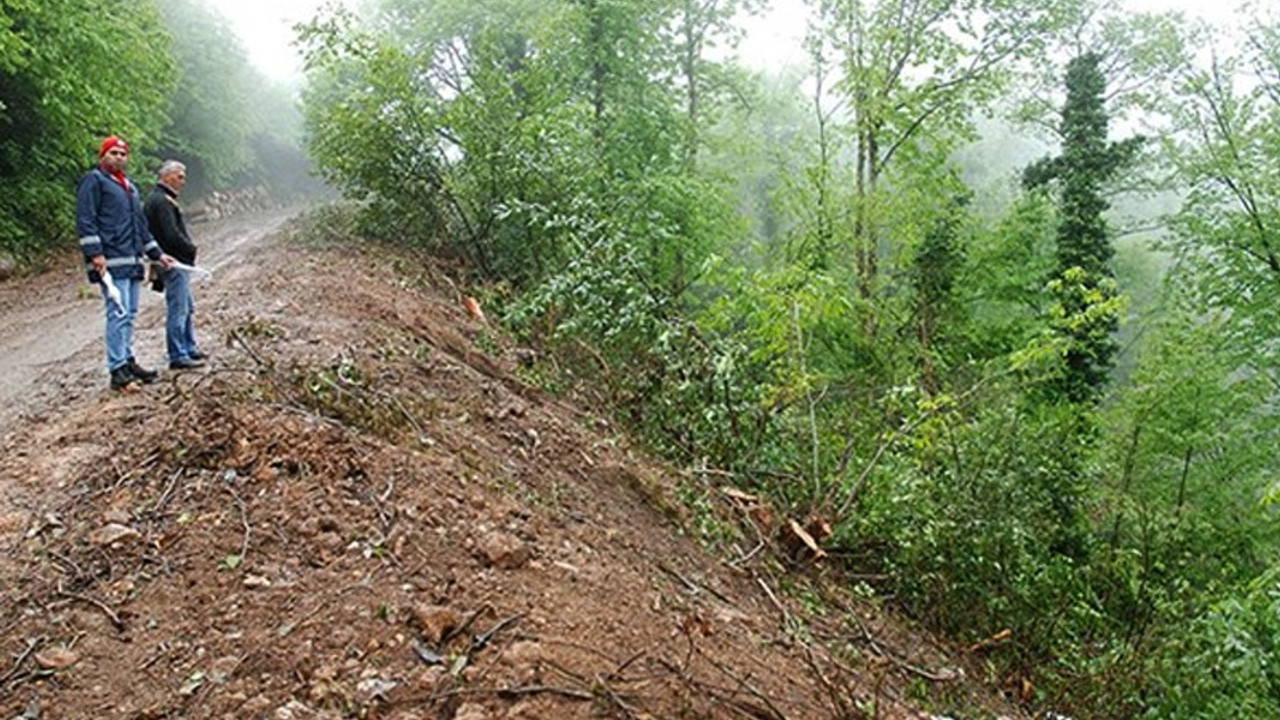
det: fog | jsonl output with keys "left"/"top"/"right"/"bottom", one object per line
{"left": 209, "top": 0, "right": 1240, "bottom": 82}
{"left": 206, "top": 0, "right": 339, "bottom": 81}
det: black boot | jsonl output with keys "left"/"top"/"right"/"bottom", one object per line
{"left": 126, "top": 359, "right": 159, "bottom": 384}
{"left": 109, "top": 365, "right": 137, "bottom": 390}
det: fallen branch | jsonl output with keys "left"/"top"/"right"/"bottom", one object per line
{"left": 226, "top": 487, "right": 252, "bottom": 563}
{"left": 655, "top": 560, "right": 732, "bottom": 605}
{"left": 845, "top": 613, "right": 963, "bottom": 682}
{"left": 0, "top": 636, "right": 44, "bottom": 686}
{"left": 695, "top": 651, "right": 791, "bottom": 720}
{"left": 55, "top": 588, "right": 125, "bottom": 632}
{"left": 495, "top": 684, "right": 596, "bottom": 701}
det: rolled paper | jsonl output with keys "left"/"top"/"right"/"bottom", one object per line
{"left": 100, "top": 271, "right": 126, "bottom": 317}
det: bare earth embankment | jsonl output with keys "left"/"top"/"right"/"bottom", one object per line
{"left": 0, "top": 207, "right": 1023, "bottom": 720}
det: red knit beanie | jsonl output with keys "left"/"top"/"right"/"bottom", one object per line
{"left": 99, "top": 136, "right": 128, "bottom": 158}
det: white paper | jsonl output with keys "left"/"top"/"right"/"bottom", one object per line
{"left": 170, "top": 261, "right": 212, "bottom": 281}
{"left": 100, "top": 271, "right": 126, "bottom": 317}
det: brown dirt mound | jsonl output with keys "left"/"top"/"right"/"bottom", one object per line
{"left": 0, "top": 214, "right": 1021, "bottom": 719}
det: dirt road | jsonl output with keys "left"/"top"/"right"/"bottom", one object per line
{"left": 0, "top": 208, "right": 300, "bottom": 436}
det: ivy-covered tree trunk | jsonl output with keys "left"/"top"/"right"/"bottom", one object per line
{"left": 1024, "top": 53, "right": 1142, "bottom": 404}
{"left": 910, "top": 192, "right": 968, "bottom": 395}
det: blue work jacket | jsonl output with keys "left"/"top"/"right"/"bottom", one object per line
{"left": 76, "top": 167, "right": 163, "bottom": 282}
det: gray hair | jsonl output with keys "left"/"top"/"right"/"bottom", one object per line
{"left": 158, "top": 160, "right": 186, "bottom": 179}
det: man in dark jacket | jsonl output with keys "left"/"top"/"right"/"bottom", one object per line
{"left": 77, "top": 136, "right": 174, "bottom": 390}
{"left": 143, "top": 160, "right": 205, "bottom": 370}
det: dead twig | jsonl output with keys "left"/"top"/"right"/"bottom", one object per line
{"left": 754, "top": 575, "right": 795, "bottom": 632}
{"left": 800, "top": 642, "right": 854, "bottom": 720}
{"left": 595, "top": 676, "right": 645, "bottom": 719}
{"left": 440, "top": 602, "right": 493, "bottom": 648}
{"left": 0, "top": 636, "right": 44, "bottom": 686}
{"left": 471, "top": 613, "right": 524, "bottom": 652}
{"left": 277, "top": 575, "right": 374, "bottom": 637}
{"left": 681, "top": 467, "right": 737, "bottom": 478}
{"left": 138, "top": 642, "right": 172, "bottom": 670}
{"left": 696, "top": 651, "right": 791, "bottom": 720}
{"left": 229, "top": 327, "right": 271, "bottom": 370}
{"left": 48, "top": 551, "right": 84, "bottom": 580}
{"left": 656, "top": 560, "right": 732, "bottom": 605}
{"left": 516, "top": 634, "right": 658, "bottom": 678}
{"left": 612, "top": 648, "right": 651, "bottom": 679}
{"left": 150, "top": 469, "right": 185, "bottom": 516}
{"left": 226, "top": 487, "right": 251, "bottom": 563}
{"left": 386, "top": 681, "right": 605, "bottom": 709}
{"left": 844, "top": 613, "right": 962, "bottom": 683}
{"left": 55, "top": 587, "right": 125, "bottom": 632}
{"left": 378, "top": 388, "right": 428, "bottom": 438}
{"left": 495, "top": 684, "right": 596, "bottom": 701}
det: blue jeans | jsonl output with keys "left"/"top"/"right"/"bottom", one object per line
{"left": 103, "top": 274, "right": 141, "bottom": 371}
{"left": 163, "top": 266, "right": 199, "bottom": 363}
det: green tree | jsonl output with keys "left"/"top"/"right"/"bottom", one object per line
{"left": 300, "top": 0, "right": 747, "bottom": 296}
{"left": 1161, "top": 8, "right": 1280, "bottom": 382}
{"left": 665, "top": 0, "right": 764, "bottom": 169}
{"left": 0, "top": 0, "right": 175, "bottom": 257}
{"left": 802, "top": 0, "right": 1068, "bottom": 303}
{"left": 155, "top": 0, "right": 259, "bottom": 194}
{"left": 907, "top": 190, "right": 971, "bottom": 394}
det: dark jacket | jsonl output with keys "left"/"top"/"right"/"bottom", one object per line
{"left": 143, "top": 183, "right": 197, "bottom": 266}
{"left": 76, "top": 167, "right": 163, "bottom": 282}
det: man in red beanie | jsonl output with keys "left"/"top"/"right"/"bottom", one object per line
{"left": 77, "top": 135, "right": 175, "bottom": 390}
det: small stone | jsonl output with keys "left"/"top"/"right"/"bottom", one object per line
{"left": 355, "top": 676, "right": 398, "bottom": 702}
{"left": 89, "top": 523, "right": 142, "bottom": 546}
{"left": 275, "top": 700, "right": 315, "bottom": 720}
{"left": 503, "top": 640, "right": 544, "bottom": 666}
{"left": 297, "top": 517, "right": 319, "bottom": 537}
{"left": 318, "top": 531, "right": 344, "bottom": 552}
{"left": 478, "top": 531, "right": 531, "bottom": 570}
{"left": 242, "top": 696, "right": 273, "bottom": 716}
{"left": 34, "top": 646, "right": 80, "bottom": 669}
{"left": 102, "top": 508, "right": 131, "bottom": 525}
{"left": 0, "top": 511, "right": 26, "bottom": 535}
{"left": 410, "top": 604, "right": 461, "bottom": 645}
{"left": 454, "top": 703, "right": 488, "bottom": 720}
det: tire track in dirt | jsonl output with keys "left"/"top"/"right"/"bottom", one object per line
{"left": 0, "top": 207, "right": 305, "bottom": 535}
{"left": 0, "top": 208, "right": 300, "bottom": 435}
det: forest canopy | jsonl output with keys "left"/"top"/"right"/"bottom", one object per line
{"left": 0, "top": 0, "right": 312, "bottom": 261}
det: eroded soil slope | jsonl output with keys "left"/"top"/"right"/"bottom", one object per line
{"left": 0, "top": 210, "right": 1017, "bottom": 720}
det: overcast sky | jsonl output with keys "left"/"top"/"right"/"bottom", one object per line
{"left": 209, "top": 0, "right": 330, "bottom": 80}
{"left": 209, "top": 0, "right": 1243, "bottom": 81}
